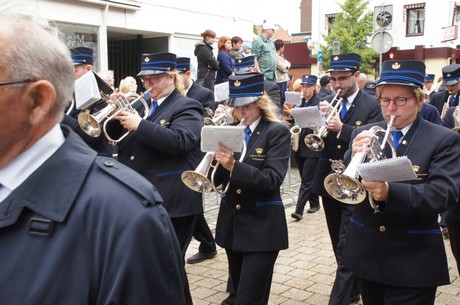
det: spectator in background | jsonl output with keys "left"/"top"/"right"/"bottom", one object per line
{"left": 242, "top": 43, "right": 252, "bottom": 56}
{"left": 275, "top": 39, "right": 291, "bottom": 113}
{"left": 230, "top": 36, "right": 244, "bottom": 60}
{"left": 216, "top": 36, "right": 235, "bottom": 84}
{"left": 194, "top": 29, "right": 220, "bottom": 91}
{"left": 97, "top": 70, "right": 115, "bottom": 90}
{"left": 119, "top": 76, "right": 138, "bottom": 94}
{"left": 317, "top": 75, "right": 333, "bottom": 100}
{"left": 252, "top": 22, "right": 277, "bottom": 82}
{"left": 357, "top": 72, "right": 368, "bottom": 90}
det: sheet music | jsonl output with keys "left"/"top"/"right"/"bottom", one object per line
{"left": 357, "top": 156, "right": 417, "bottom": 182}
{"left": 214, "top": 81, "right": 229, "bottom": 102}
{"left": 201, "top": 125, "right": 245, "bottom": 152}
{"left": 75, "top": 71, "right": 100, "bottom": 109}
{"left": 285, "top": 91, "right": 301, "bottom": 105}
{"left": 291, "top": 107, "right": 326, "bottom": 129}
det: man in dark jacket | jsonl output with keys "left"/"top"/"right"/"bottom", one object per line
{"left": 176, "top": 57, "right": 218, "bottom": 264}
{"left": 429, "top": 64, "right": 460, "bottom": 117}
{"left": 314, "top": 53, "right": 383, "bottom": 305}
{"left": 0, "top": 13, "right": 185, "bottom": 305}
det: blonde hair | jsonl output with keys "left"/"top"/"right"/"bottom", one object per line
{"left": 232, "top": 94, "right": 285, "bottom": 124}
{"left": 119, "top": 76, "right": 137, "bottom": 94}
{"left": 292, "top": 79, "right": 302, "bottom": 92}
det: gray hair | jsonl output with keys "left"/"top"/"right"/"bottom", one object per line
{"left": 0, "top": 14, "right": 74, "bottom": 121}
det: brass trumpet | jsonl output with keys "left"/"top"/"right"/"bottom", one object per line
{"left": 78, "top": 89, "right": 151, "bottom": 139}
{"left": 305, "top": 89, "right": 343, "bottom": 151}
{"left": 324, "top": 115, "right": 396, "bottom": 210}
{"left": 290, "top": 125, "right": 301, "bottom": 152}
{"left": 181, "top": 119, "right": 247, "bottom": 197}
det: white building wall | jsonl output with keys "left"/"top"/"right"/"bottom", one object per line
{"left": 8, "top": 0, "right": 255, "bottom": 71}
{"left": 311, "top": 0, "right": 459, "bottom": 51}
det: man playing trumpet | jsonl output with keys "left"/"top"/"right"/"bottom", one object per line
{"left": 344, "top": 60, "right": 460, "bottom": 305}
{"left": 314, "top": 53, "right": 382, "bottom": 305}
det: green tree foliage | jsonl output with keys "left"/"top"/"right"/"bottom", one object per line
{"left": 321, "top": 0, "right": 377, "bottom": 75}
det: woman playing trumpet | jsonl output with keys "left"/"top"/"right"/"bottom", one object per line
{"left": 344, "top": 60, "right": 460, "bottom": 305}
{"left": 212, "top": 73, "right": 291, "bottom": 305}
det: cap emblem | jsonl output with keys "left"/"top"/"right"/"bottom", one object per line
{"left": 144, "top": 57, "right": 150, "bottom": 62}
{"left": 392, "top": 62, "right": 401, "bottom": 69}
{"left": 234, "top": 80, "right": 241, "bottom": 87}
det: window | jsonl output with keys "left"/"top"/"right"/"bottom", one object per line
{"left": 325, "top": 14, "right": 336, "bottom": 34}
{"left": 404, "top": 3, "right": 425, "bottom": 36}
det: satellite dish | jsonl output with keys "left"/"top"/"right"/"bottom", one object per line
{"left": 371, "top": 31, "right": 393, "bottom": 53}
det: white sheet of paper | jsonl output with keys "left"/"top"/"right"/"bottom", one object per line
{"left": 290, "top": 107, "right": 326, "bottom": 129}
{"left": 285, "top": 91, "right": 301, "bottom": 106}
{"left": 357, "top": 156, "right": 417, "bottom": 182}
{"left": 214, "top": 81, "right": 229, "bottom": 102}
{"left": 75, "top": 71, "right": 100, "bottom": 109}
{"left": 201, "top": 125, "right": 245, "bottom": 152}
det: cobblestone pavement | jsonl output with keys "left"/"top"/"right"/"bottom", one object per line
{"left": 186, "top": 166, "right": 460, "bottom": 305}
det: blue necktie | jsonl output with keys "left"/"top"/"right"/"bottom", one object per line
{"left": 340, "top": 98, "right": 348, "bottom": 119}
{"left": 150, "top": 100, "right": 158, "bottom": 116}
{"left": 450, "top": 95, "right": 456, "bottom": 106}
{"left": 245, "top": 126, "right": 252, "bottom": 144}
{"left": 391, "top": 130, "right": 404, "bottom": 149}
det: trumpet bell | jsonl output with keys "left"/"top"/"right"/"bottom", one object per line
{"left": 78, "top": 112, "right": 102, "bottom": 137}
{"left": 181, "top": 171, "right": 214, "bottom": 193}
{"left": 304, "top": 134, "right": 325, "bottom": 151}
{"left": 181, "top": 152, "right": 215, "bottom": 193}
{"left": 324, "top": 173, "right": 366, "bottom": 204}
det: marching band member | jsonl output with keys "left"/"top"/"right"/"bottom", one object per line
{"left": 213, "top": 73, "right": 291, "bottom": 305}
{"left": 442, "top": 105, "right": 460, "bottom": 276}
{"left": 429, "top": 64, "right": 460, "bottom": 117}
{"left": 61, "top": 46, "right": 111, "bottom": 156}
{"left": 0, "top": 13, "right": 185, "bottom": 304}
{"left": 176, "top": 57, "right": 218, "bottom": 114}
{"left": 314, "top": 53, "right": 382, "bottom": 305}
{"left": 107, "top": 52, "right": 204, "bottom": 305}
{"left": 343, "top": 60, "right": 460, "bottom": 305}
{"left": 176, "top": 57, "right": 218, "bottom": 264}
{"left": 290, "top": 75, "right": 321, "bottom": 220}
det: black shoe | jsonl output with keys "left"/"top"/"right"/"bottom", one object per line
{"left": 221, "top": 293, "right": 235, "bottom": 305}
{"left": 187, "top": 250, "right": 217, "bottom": 264}
{"left": 349, "top": 295, "right": 360, "bottom": 304}
{"left": 291, "top": 213, "right": 303, "bottom": 221}
{"left": 307, "top": 206, "right": 320, "bottom": 213}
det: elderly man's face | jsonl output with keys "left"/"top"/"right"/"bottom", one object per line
{"left": 0, "top": 67, "right": 34, "bottom": 168}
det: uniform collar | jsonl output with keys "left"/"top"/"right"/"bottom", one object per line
{"left": 0, "top": 125, "right": 97, "bottom": 228}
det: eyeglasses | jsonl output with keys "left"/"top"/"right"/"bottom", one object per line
{"left": 140, "top": 75, "right": 165, "bottom": 84}
{"left": 377, "top": 96, "right": 410, "bottom": 106}
{"left": 330, "top": 74, "right": 354, "bottom": 83}
{"left": 0, "top": 79, "right": 33, "bottom": 87}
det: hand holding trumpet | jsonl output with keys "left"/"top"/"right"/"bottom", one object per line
{"left": 319, "top": 100, "right": 343, "bottom": 132}
{"left": 215, "top": 143, "right": 235, "bottom": 172}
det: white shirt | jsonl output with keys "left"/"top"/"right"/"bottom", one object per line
{"left": 0, "top": 124, "right": 64, "bottom": 202}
